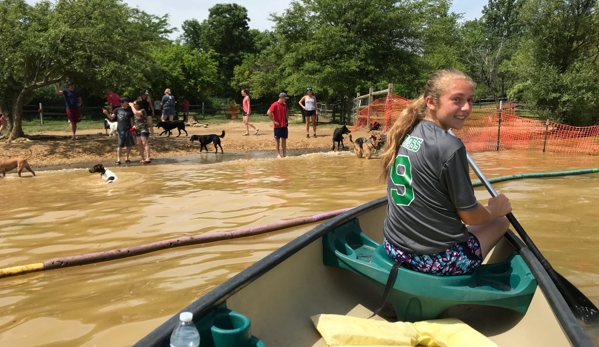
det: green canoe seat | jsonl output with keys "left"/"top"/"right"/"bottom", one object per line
{"left": 323, "top": 218, "right": 537, "bottom": 322}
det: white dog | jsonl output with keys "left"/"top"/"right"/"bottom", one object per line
{"left": 104, "top": 119, "right": 118, "bottom": 137}
{"left": 89, "top": 164, "right": 118, "bottom": 184}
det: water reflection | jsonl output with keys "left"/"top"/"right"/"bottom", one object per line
{"left": 0, "top": 150, "right": 598, "bottom": 346}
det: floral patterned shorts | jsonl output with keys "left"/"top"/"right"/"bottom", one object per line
{"left": 384, "top": 233, "right": 483, "bottom": 276}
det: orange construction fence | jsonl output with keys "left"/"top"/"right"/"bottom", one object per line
{"left": 351, "top": 94, "right": 599, "bottom": 155}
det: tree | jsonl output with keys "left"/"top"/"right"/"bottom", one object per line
{"left": 0, "top": 0, "right": 170, "bottom": 140}
{"left": 506, "top": 0, "right": 599, "bottom": 125}
{"left": 185, "top": 4, "right": 254, "bottom": 98}
{"left": 459, "top": 0, "right": 524, "bottom": 101}
{"left": 235, "top": 0, "right": 426, "bottom": 100}
{"left": 147, "top": 42, "right": 218, "bottom": 102}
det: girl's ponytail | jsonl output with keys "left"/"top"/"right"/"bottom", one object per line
{"left": 380, "top": 95, "right": 426, "bottom": 180}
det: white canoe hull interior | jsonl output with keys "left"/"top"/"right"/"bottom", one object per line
{"left": 135, "top": 198, "right": 592, "bottom": 347}
{"left": 225, "top": 202, "right": 572, "bottom": 346}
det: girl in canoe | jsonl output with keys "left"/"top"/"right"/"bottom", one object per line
{"left": 380, "top": 69, "right": 512, "bottom": 276}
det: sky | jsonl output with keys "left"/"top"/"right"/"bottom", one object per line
{"left": 125, "top": 0, "right": 485, "bottom": 39}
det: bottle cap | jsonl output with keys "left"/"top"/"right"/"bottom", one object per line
{"left": 179, "top": 312, "right": 193, "bottom": 322}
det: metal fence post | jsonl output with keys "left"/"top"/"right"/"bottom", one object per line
{"left": 543, "top": 119, "right": 549, "bottom": 153}
{"left": 496, "top": 101, "right": 503, "bottom": 151}
{"left": 39, "top": 102, "right": 44, "bottom": 126}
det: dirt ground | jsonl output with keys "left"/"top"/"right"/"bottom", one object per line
{"left": 0, "top": 116, "right": 371, "bottom": 169}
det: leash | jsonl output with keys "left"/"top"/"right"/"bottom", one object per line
{"left": 369, "top": 260, "right": 403, "bottom": 319}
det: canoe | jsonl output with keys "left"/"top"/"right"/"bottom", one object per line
{"left": 135, "top": 197, "right": 593, "bottom": 347}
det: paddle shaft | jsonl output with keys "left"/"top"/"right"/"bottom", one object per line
{"left": 464, "top": 150, "right": 599, "bottom": 320}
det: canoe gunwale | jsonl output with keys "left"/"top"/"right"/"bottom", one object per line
{"left": 503, "top": 230, "right": 593, "bottom": 347}
{"left": 134, "top": 197, "right": 593, "bottom": 347}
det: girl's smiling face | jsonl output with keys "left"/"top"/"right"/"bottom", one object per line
{"left": 425, "top": 79, "right": 475, "bottom": 131}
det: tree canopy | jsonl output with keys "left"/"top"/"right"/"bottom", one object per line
{"left": 2, "top": 0, "right": 599, "bottom": 140}
{"left": 0, "top": 0, "right": 170, "bottom": 139}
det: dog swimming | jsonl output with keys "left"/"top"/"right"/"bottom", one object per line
{"left": 89, "top": 164, "right": 118, "bottom": 184}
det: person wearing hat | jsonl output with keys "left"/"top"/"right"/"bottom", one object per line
{"left": 102, "top": 97, "right": 135, "bottom": 165}
{"left": 104, "top": 90, "right": 121, "bottom": 135}
{"left": 267, "top": 92, "right": 289, "bottom": 158}
{"left": 54, "top": 81, "right": 82, "bottom": 140}
{"left": 298, "top": 87, "right": 318, "bottom": 138}
{"left": 138, "top": 89, "right": 155, "bottom": 134}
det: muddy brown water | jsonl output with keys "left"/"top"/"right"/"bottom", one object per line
{"left": 0, "top": 150, "right": 598, "bottom": 346}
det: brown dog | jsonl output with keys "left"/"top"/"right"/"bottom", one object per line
{"left": 349, "top": 134, "right": 382, "bottom": 159}
{"left": 0, "top": 149, "right": 36, "bottom": 177}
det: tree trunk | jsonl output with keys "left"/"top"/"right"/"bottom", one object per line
{"left": 5, "top": 90, "right": 28, "bottom": 140}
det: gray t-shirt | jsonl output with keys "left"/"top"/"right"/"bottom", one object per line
{"left": 383, "top": 120, "right": 478, "bottom": 254}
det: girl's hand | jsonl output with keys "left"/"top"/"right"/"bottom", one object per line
{"left": 488, "top": 194, "right": 512, "bottom": 218}
{"left": 274, "top": 121, "right": 280, "bottom": 126}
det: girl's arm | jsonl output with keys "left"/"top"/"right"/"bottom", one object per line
{"left": 246, "top": 96, "right": 251, "bottom": 115}
{"left": 457, "top": 194, "right": 511, "bottom": 225}
{"left": 129, "top": 103, "right": 143, "bottom": 116}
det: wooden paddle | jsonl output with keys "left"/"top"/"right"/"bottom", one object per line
{"left": 463, "top": 148, "right": 599, "bottom": 321}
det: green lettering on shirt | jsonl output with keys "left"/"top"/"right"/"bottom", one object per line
{"left": 401, "top": 135, "right": 423, "bottom": 153}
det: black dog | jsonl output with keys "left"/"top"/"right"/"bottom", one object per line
{"left": 331, "top": 125, "right": 351, "bottom": 151}
{"left": 89, "top": 164, "right": 118, "bottom": 184}
{"left": 156, "top": 120, "right": 188, "bottom": 137}
{"left": 190, "top": 130, "right": 225, "bottom": 153}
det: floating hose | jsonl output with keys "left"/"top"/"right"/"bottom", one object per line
{"left": 1, "top": 168, "right": 598, "bottom": 280}
{"left": 471, "top": 168, "right": 599, "bottom": 187}
{"left": 0, "top": 208, "right": 352, "bottom": 279}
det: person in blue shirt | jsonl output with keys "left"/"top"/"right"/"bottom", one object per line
{"left": 54, "top": 81, "right": 82, "bottom": 140}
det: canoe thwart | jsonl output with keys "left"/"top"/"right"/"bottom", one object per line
{"left": 322, "top": 218, "right": 538, "bottom": 322}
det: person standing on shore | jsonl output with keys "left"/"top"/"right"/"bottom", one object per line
{"left": 102, "top": 97, "right": 135, "bottom": 165}
{"left": 54, "top": 81, "right": 82, "bottom": 140}
{"left": 161, "top": 88, "right": 176, "bottom": 121}
{"left": 0, "top": 109, "right": 6, "bottom": 137}
{"left": 267, "top": 92, "right": 289, "bottom": 158}
{"left": 138, "top": 89, "right": 155, "bottom": 134}
{"left": 298, "top": 87, "right": 318, "bottom": 138}
{"left": 241, "top": 89, "right": 258, "bottom": 136}
{"left": 181, "top": 98, "right": 190, "bottom": 122}
{"left": 104, "top": 90, "right": 121, "bottom": 135}
{"left": 131, "top": 99, "right": 151, "bottom": 163}
{"left": 154, "top": 98, "right": 162, "bottom": 118}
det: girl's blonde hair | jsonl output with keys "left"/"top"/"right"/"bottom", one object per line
{"left": 380, "top": 69, "right": 475, "bottom": 180}
{"left": 164, "top": 88, "right": 171, "bottom": 94}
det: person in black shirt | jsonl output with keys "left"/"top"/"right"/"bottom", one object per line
{"left": 102, "top": 97, "right": 135, "bottom": 165}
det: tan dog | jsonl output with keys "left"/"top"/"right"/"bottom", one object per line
{"left": 349, "top": 134, "right": 381, "bottom": 159}
{"left": 0, "top": 149, "right": 36, "bottom": 177}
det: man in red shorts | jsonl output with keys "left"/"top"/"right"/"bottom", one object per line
{"left": 54, "top": 81, "right": 82, "bottom": 140}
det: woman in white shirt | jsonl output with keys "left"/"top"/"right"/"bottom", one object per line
{"left": 298, "top": 87, "right": 318, "bottom": 138}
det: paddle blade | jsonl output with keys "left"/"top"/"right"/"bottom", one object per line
{"left": 551, "top": 268, "right": 599, "bottom": 322}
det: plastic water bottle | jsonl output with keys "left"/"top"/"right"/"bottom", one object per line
{"left": 170, "top": 312, "right": 200, "bottom": 347}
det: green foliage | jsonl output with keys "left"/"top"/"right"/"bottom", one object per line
{"left": 0, "top": 0, "right": 171, "bottom": 138}
{"left": 147, "top": 42, "right": 218, "bottom": 103}
{"left": 183, "top": 4, "right": 254, "bottom": 98}
{"left": 505, "top": 0, "right": 599, "bottom": 125}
